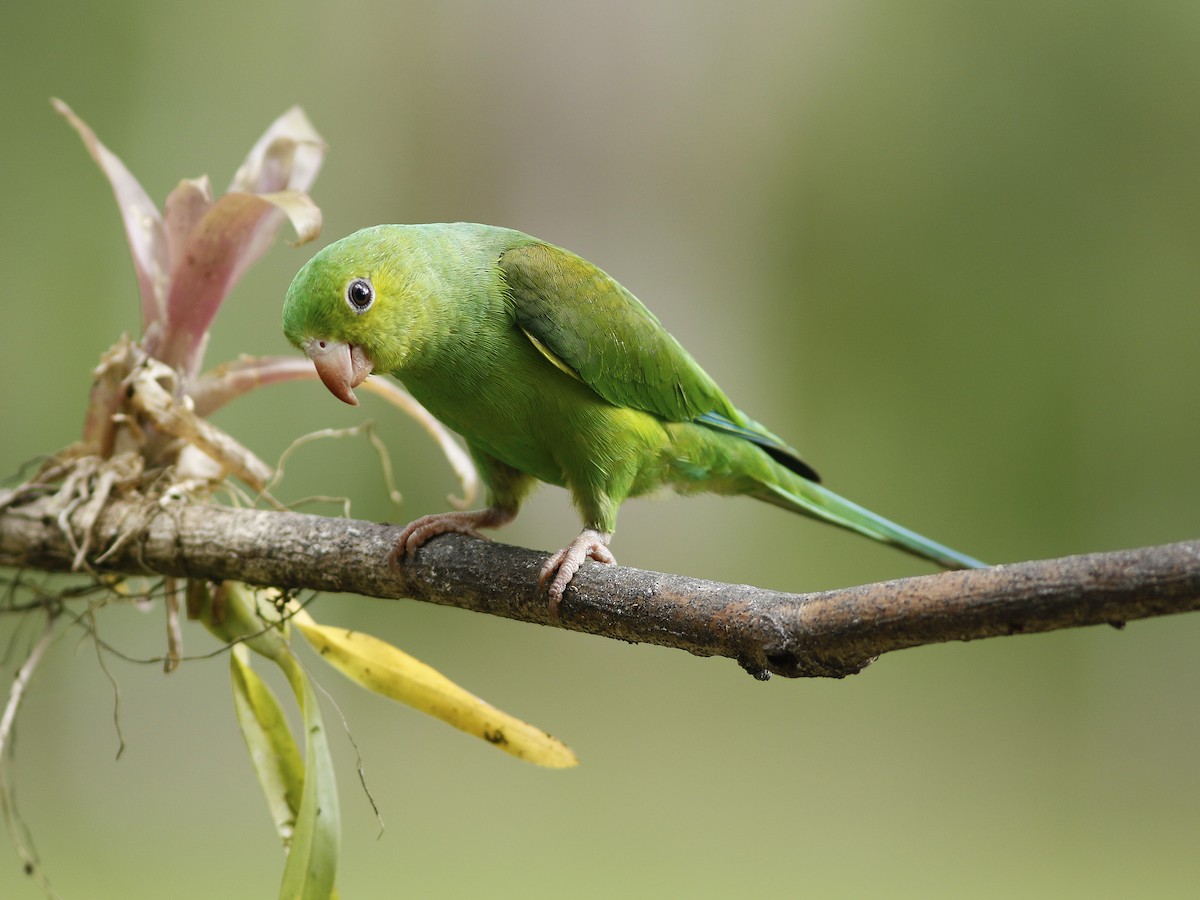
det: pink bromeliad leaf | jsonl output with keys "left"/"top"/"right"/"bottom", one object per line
{"left": 230, "top": 105, "right": 326, "bottom": 195}
{"left": 155, "top": 190, "right": 323, "bottom": 380}
{"left": 163, "top": 176, "right": 215, "bottom": 272}
{"left": 53, "top": 98, "right": 169, "bottom": 337}
{"left": 157, "top": 107, "right": 326, "bottom": 380}
{"left": 56, "top": 101, "right": 326, "bottom": 382}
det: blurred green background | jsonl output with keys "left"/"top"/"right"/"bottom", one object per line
{"left": 3, "top": 1, "right": 1200, "bottom": 897}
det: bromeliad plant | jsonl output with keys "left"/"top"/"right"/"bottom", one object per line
{"left": 2, "top": 102, "right": 576, "bottom": 899}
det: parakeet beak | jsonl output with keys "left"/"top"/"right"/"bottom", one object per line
{"left": 304, "top": 338, "right": 374, "bottom": 406}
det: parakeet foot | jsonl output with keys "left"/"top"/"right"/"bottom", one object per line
{"left": 539, "top": 529, "right": 615, "bottom": 616}
{"left": 395, "top": 506, "right": 516, "bottom": 561}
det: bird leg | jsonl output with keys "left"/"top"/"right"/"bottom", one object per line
{"left": 539, "top": 528, "right": 616, "bottom": 616}
{"left": 395, "top": 506, "right": 516, "bottom": 560}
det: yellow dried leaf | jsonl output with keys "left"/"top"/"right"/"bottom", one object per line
{"left": 290, "top": 607, "right": 578, "bottom": 769}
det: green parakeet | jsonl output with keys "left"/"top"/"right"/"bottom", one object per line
{"left": 283, "top": 223, "right": 984, "bottom": 611}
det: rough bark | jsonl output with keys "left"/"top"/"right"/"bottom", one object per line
{"left": 2, "top": 494, "right": 1197, "bottom": 678}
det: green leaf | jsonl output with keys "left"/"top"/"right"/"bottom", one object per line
{"left": 275, "top": 650, "right": 340, "bottom": 900}
{"left": 204, "top": 584, "right": 340, "bottom": 899}
{"left": 230, "top": 645, "right": 304, "bottom": 847}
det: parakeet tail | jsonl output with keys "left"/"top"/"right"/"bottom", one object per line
{"left": 755, "top": 477, "right": 987, "bottom": 570}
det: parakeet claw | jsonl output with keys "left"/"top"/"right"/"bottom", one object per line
{"left": 539, "top": 529, "right": 615, "bottom": 617}
{"left": 394, "top": 507, "right": 516, "bottom": 562}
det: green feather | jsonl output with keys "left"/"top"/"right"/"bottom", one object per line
{"left": 283, "top": 223, "right": 985, "bottom": 576}
{"left": 500, "top": 242, "right": 732, "bottom": 423}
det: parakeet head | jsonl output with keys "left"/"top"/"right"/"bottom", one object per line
{"left": 283, "top": 225, "right": 419, "bottom": 405}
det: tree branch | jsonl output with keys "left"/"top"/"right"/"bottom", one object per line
{"left": 2, "top": 494, "right": 1197, "bottom": 678}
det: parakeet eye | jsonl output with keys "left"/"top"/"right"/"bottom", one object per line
{"left": 345, "top": 278, "right": 375, "bottom": 313}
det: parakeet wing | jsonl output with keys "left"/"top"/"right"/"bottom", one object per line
{"left": 499, "top": 242, "right": 735, "bottom": 421}
{"left": 498, "top": 242, "right": 820, "bottom": 481}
